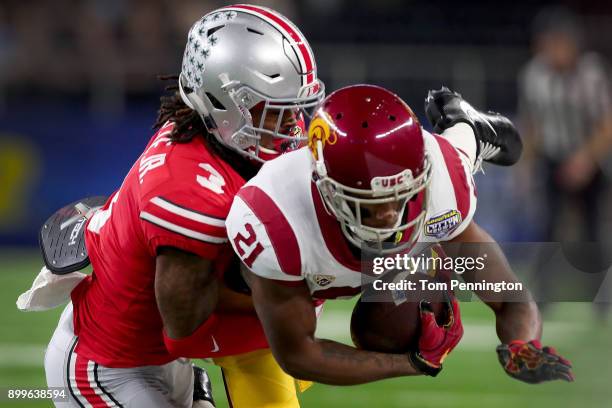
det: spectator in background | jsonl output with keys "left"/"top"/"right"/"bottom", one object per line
{"left": 519, "top": 6, "right": 612, "bottom": 243}
{"left": 518, "top": 6, "right": 612, "bottom": 318}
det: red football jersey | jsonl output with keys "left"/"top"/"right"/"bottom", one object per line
{"left": 72, "top": 122, "right": 247, "bottom": 367}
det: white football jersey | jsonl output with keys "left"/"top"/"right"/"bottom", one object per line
{"left": 226, "top": 128, "right": 477, "bottom": 299}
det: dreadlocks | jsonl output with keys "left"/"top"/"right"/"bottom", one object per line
{"left": 153, "top": 74, "right": 204, "bottom": 142}
{"left": 153, "top": 74, "right": 258, "bottom": 180}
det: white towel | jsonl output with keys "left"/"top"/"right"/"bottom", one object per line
{"left": 16, "top": 266, "right": 87, "bottom": 312}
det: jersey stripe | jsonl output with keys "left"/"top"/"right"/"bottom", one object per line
{"left": 434, "top": 136, "right": 471, "bottom": 220}
{"left": 86, "top": 361, "right": 116, "bottom": 407}
{"left": 75, "top": 354, "right": 110, "bottom": 407}
{"left": 225, "top": 4, "right": 315, "bottom": 86}
{"left": 67, "top": 338, "right": 88, "bottom": 408}
{"left": 142, "top": 196, "right": 227, "bottom": 240}
{"left": 140, "top": 211, "right": 228, "bottom": 244}
{"left": 150, "top": 196, "right": 225, "bottom": 227}
{"left": 93, "top": 363, "right": 123, "bottom": 408}
{"left": 236, "top": 186, "right": 301, "bottom": 276}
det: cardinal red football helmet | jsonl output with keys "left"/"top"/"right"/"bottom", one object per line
{"left": 308, "top": 84, "right": 431, "bottom": 253}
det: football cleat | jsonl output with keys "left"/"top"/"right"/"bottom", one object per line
{"left": 425, "top": 87, "right": 523, "bottom": 168}
{"left": 193, "top": 365, "right": 215, "bottom": 408}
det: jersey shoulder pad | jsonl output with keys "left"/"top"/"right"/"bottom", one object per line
{"left": 226, "top": 186, "right": 303, "bottom": 282}
{"left": 138, "top": 143, "right": 238, "bottom": 259}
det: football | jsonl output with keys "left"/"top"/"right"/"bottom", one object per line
{"left": 350, "top": 272, "right": 451, "bottom": 354}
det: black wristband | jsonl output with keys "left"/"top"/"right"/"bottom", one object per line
{"left": 408, "top": 352, "right": 442, "bottom": 377}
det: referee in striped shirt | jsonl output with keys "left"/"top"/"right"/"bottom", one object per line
{"left": 519, "top": 7, "right": 612, "bottom": 242}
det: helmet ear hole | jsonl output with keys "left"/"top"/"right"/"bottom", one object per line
{"left": 362, "top": 121, "right": 368, "bottom": 128}
{"left": 205, "top": 92, "right": 227, "bottom": 111}
{"left": 178, "top": 74, "right": 196, "bottom": 110}
{"left": 389, "top": 115, "right": 396, "bottom": 121}
{"left": 335, "top": 113, "right": 343, "bottom": 120}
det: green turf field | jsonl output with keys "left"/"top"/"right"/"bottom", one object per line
{"left": 1, "top": 250, "right": 611, "bottom": 407}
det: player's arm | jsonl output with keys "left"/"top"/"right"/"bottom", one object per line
{"left": 449, "top": 221, "right": 540, "bottom": 341}
{"left": 142, "top": 197, "right": 224, "bottom": 357}
{"left": 243, "top": 268, "right": 424, "bottom": 385}
{"left": 155, "top": 247, "right": 218, "bottom": 339}
{"left": 448, "top": 221, "right": 574, "bottom": 383}
{"left": 228, "top": 189, "right": 457, "bottom": 381}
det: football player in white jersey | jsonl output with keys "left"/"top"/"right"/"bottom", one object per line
{"left": 226, "top": 85, "right": 574, "bottom": 384}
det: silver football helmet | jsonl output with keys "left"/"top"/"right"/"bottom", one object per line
{"left": 179, "top": 4, "right": 325, "bottom": 162}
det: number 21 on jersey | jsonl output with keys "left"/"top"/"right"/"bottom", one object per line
{"left": 233, "top": 223, "right": 263, "bottom": 268}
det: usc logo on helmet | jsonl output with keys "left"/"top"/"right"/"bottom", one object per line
{"left": 370, "top": 169, "right": 414, "bottom": 192}
{"left": 308, "top": 114, "right": 337, "bottom": 159}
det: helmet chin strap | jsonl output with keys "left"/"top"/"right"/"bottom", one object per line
{"left": 315, "top": 140, "right": 327, "bottom": 177}
{"left": 349, "top": 225, "right": 395, "bottom": 243}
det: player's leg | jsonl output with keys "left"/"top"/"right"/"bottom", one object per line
{"left": 45, "top": 302, "right": 79, "bottom": 407}
{"left": 67, "top": 354, "right": 196, "bottom": 408}
{"left": 111, "top": 362, "right": 214, "bottom": 408}
{"left": 214, "top": 348, "right": 311, "bottom": 408}
{"left": 44, "top": 303, "right": 203, "bottom": 407}
{"left": 193, "top": 365, "right": 216, "bottom": 408}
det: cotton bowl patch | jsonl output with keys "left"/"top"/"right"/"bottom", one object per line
{"left": 424, "top": 209, "right": 462, "bottom": 238}
{"left": 313, "top": 274, "right": 335, "bottom": 287}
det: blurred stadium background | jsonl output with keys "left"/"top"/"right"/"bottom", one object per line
{"left": 1, "top": 0, "right": 612, "bottom": 406}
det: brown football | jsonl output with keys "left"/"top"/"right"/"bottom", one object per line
{"left": 350, "top": 272, "right": 450, "bottom": 354}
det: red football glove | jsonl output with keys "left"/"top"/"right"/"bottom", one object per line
{"left": 409, "top": 298, "right": 463, "bottom": 376}
{"left": 496, "top": 340, "right": 574, "bottom": 383}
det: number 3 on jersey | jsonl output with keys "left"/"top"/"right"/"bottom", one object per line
{"left": 197, "top": 163, "right": 226, "bottom": 194}
{"left": 233, "top": 223, "right": 264, "bottom": 268}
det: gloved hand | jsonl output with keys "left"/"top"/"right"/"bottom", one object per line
{"left": 409, "top": 297, "right": 463, "bottom": 376}
{"left": 496, "top": 339, "right": 574, "bottom": 384}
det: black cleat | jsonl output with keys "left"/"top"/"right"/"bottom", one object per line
{"left": 425, "top": 87, "right": 523, "bottom": 166}
{"left": 193, "top": 365, "right": 215, "bottom": 408}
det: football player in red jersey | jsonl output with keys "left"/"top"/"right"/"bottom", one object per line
{"left": 39, "top": 5, "right": 324, "bottom": 408}
{"left": 226, "top": 85, "right": 573, "bottom": 385}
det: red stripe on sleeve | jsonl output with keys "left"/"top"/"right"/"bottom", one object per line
{"left": 237, "top": 186, "right": 301, "bottom": 276}
{"left": 434, "top": 135, "right": 471, "bottom": 220}
{"left": 143, "top": 200, "right": 227, "bottom": 240}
